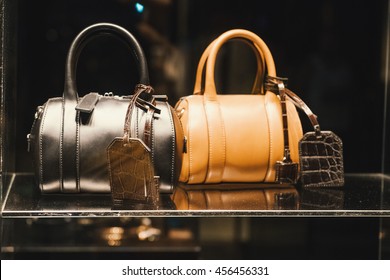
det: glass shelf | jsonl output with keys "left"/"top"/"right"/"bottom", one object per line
{"left": 0, "top": 217, "right": 200, "bottom": 259}
{"left": 2, "top": 173, "right": 390, "bottom": 217}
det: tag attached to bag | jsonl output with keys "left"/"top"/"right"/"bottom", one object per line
{"left": 273, "top": 79, "right": 298, "bottom": 184}
{"left": 265, "top": 76, "right": 345, "bottom": 188}
{"left": 275, "top": 158, "right": 298, "bottom": 184}
{"left": 107, "top": 137, "right": 159, "bottom": 209}
{"left": 299, "top": 131, "right": 344, "bottom": 187}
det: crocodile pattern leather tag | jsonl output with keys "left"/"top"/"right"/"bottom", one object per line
{"left": 299, "top": 131, "right": 344, "bottom": 187}
{"left": 107, "top": 137, "right": 159, "bottom": 208}
{"left": 275, "top": 161, "right": 298, "bottom": 184}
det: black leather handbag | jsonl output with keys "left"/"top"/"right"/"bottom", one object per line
{"left": 27, "top": 23, "right": 183, "bottom": 194}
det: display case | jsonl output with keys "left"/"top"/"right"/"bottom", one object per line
{"left": 1, "top": 0, "right": 390, "bottom": 259}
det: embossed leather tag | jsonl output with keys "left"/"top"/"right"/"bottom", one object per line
{"left": 299, "top": 131, "right": 344, "bottom": 187}
{"left": 107, "top": 137, "right": 159, "bottom": 209}
{"left": 275, "top": 160, "right": 298, "bottom": 184}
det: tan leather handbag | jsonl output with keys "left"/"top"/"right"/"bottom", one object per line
{"left": 175, "top": 29, "right": 303, "bottom": 184}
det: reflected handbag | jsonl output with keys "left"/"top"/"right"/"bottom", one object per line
{"left": 172, "top": 183, "right": 299, "bottom": 210}
{"left": 175, "top": 29, "right": 303, "bottom": 184}
{"left": 28, "top": 23, "right": 183, "bottom": 194}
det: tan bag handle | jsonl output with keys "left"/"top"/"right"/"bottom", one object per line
{"left": 203, "top": 29, "right": 276, "bottom": 101}
{"left": 194, "top": 38, "right": 266, "bottom": 94}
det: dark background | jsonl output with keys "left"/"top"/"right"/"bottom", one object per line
{"left": 1, "top": 0, "right": 389, "bottom": 260}
{"left": 12, "top": 0, "right": 389, "bottom": 174}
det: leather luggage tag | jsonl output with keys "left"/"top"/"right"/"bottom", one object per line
{"left": 275, "top": 160, "right": 298, "bottom": 184}
{"left": 107, "top": 137, "right": 159, "bottom": 209}
{"left": 265, "top": 76, "right": 344, "bottom": 187}
{"left": 299, "top": 131, "right": 344, "bottom": 187}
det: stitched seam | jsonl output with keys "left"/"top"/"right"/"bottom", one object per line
{"left": 60, "top": 97, "right": 65, "bottom": 192}
{"left": 136, "top": 105, "right": 139, "bottom": 138}
{"left": 39, "top": 101, "right": 50, "bottom": 192}
{"left": 76, "top": 110, "right": 80, "bottom": 192}
{"left": 264, "top": 93, "right": 273, "bottom": 181}
{"left": 151, "top": 109, "right": 155, "bottom": 164}
{"left": 204, "top": 101, "right": 212, "bottom": 183}
{"left": 167, "top": 103, "right": 175, "bottom": 189}
{"left": 171, "top": 104, "right": 184, "bottom": 186}
{"left": 187, "top": 99, "right": 193, "bottom": 182}
{"left": 216, "top": 99, "right": 226, "bottom": 181}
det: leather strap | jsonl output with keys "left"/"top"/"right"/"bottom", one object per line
{"left": 194, "top": 38, "right": 265, "bottom": 94}
{"left": 143, "top": 104, "right": 155, "bottom": 159}
{"left": 265, "top": 75, "right": 321, "bottom": 137}
{"left": 123, "top": 84, "right": 155, "bottom": 144}
{"left": 284, "top": 88, "right": 321, "bottom": 136}
{"left": 203, "top": 29, "right": 276, "bottom": 101}
{"left": 277, "top": 82, "right": 292, "bottom": 161}
{"left": 61, "top": 23, "right": 150, "bottom": 192}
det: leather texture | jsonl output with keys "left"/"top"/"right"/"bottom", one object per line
{"left": 28, "top": 23, "right": 183, "bottom": 194}
{"left": 107, "top": 85, "right": 158, "bottom": 208}
{"left": 299, "top": 131, "right": 344, "bottom": 187}
{"left": 265, "top": 78, "right": 344, "bottom": 187}
{"left": 108, "top": 138, "right": 157, "bottom": 206}
{"left": 172, "top": 183, "right": 299, "bottom": 210}
{"left": 274, "top": 80, "right": 299, "bottom": 184}
{"left": 175, "top": 29, "right": 303, "bottom": 184}
{"left": 265, "top": 79, "right": 344, "bottom": 187}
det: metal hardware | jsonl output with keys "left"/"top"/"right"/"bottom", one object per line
{"left": 177, "top": 108, "right": 185, "bottom": 119}
{"left": 34, "top": 106, "right": 44, "bottom": 119}
{"left": 314, "top": 124, "right": 322, "bottom": 139}
{"left": 183, "top": 136, "right": 187, "bottom": 153}
{"left": 27, "top": 134, "right": 31, "bottom": 152}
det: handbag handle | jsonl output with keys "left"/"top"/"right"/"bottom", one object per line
{"left": 194, "top": 38, "right": 266, "bottom": 94}
{"left": 204, "top": 29, "right": 276, "bottom": 101}
{"left": 64, "top": 23, "right": 150, "bottom": 102}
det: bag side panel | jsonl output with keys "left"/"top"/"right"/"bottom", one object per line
{"left": 176, "top": 96, "right": 209, "bottom": 184}
{"left": 78, "top": 97, "right": 127, "bottom": 193}
{"left": 39, "top": 98, "right": 62, "bottom": 193}
{"left": 263, "top": 91, "right": 284, "bottom": 182}
{"left": 218, "top": 95, "right": 270, "bottom": 182}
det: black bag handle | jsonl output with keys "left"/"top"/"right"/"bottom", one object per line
{"left": 60, "top": 23, "right": 149, "bottom": 193}
{"left": 64, "top": 22, "right": 150, "bottom": 101}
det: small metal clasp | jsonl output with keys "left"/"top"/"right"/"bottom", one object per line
{"left": 34, "top": 106, "right": 44, "bottom": 119}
